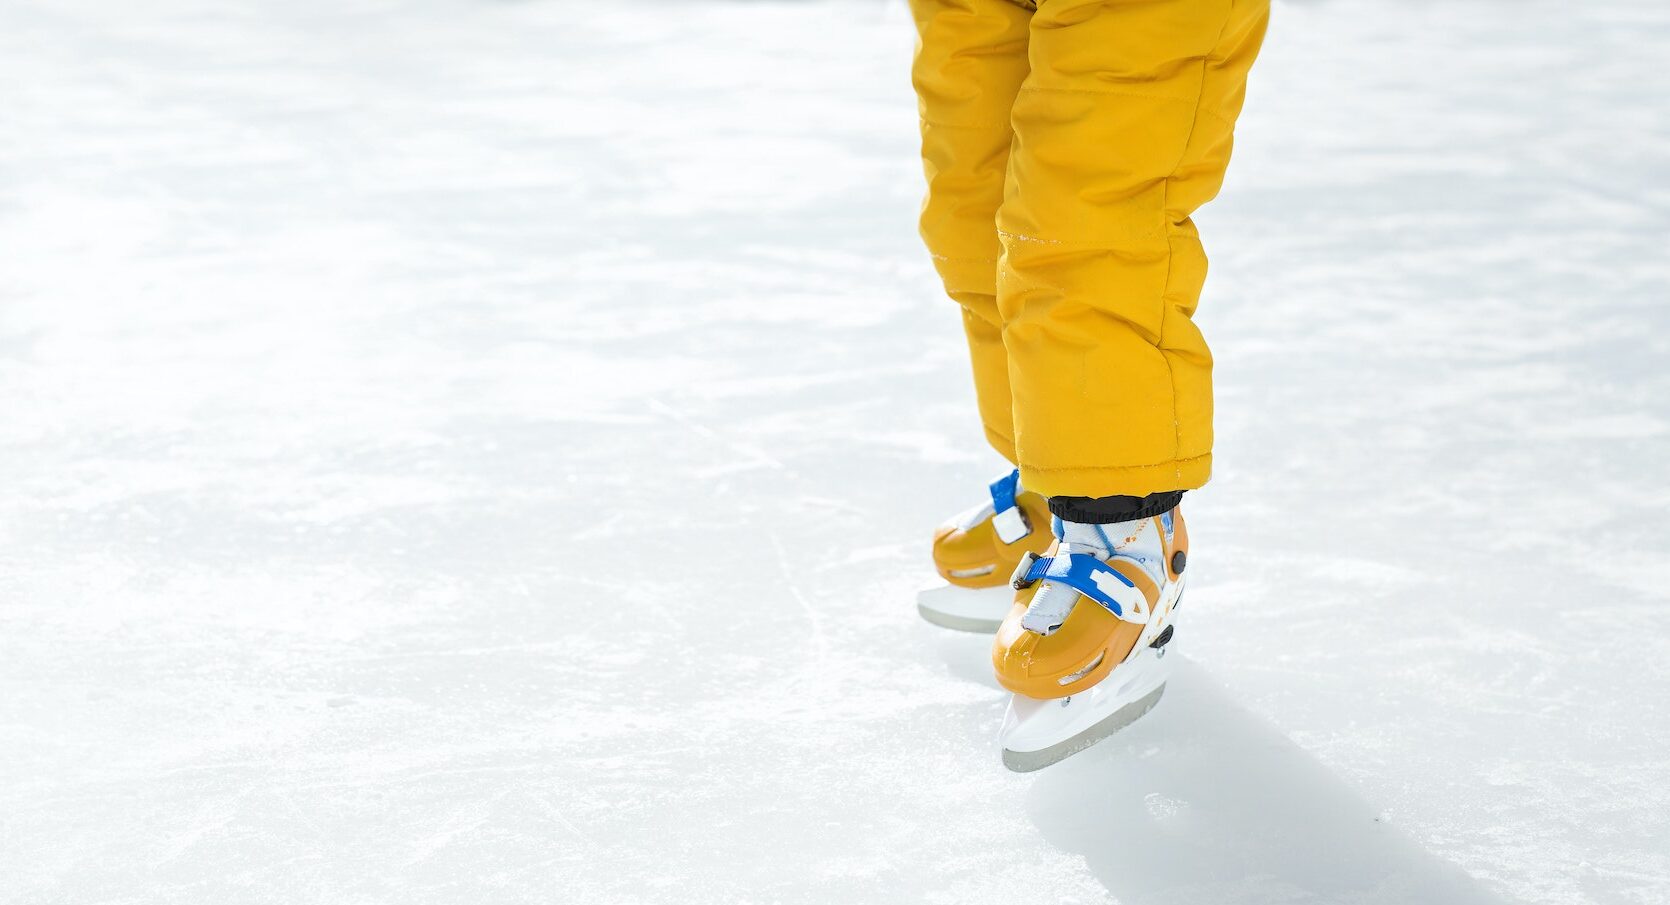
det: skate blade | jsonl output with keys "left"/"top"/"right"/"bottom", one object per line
{"left": 1001, "top": 683, "right": 1166, "bottom": 773}
{"left": 916, "top": 584, "right": 1012, "bottom": 634}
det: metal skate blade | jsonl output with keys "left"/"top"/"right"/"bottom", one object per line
{"left": 916, "top": 584, "right": 1011, "bottom": 634}
{"left": 1002, "top": 683, "right": 1166, "bottom": 773}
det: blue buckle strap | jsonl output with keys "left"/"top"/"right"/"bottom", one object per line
{"left": 988, "top": 469, "right": 1020, "bottom": 514}
{"left": 987, "top": 469, "right": 1031, "bottom": 544}
{"left": 1010, "top": 550, "right": 1142, "bottom": 620}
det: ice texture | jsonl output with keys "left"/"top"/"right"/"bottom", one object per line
{"left": 2, "top": 1, "right": 1668, "bottom": 903}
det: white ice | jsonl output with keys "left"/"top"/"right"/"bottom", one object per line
{"left": 2, "top": 1, "right": 1668, "bottom": 903}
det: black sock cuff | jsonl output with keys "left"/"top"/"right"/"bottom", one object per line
{"left": 1047, "top": 490, "right": 1184, "bottom": 524}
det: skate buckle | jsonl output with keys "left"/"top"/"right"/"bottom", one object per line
{"left": 1011, "top": 551, "right": 1043, "bottom": 590}
{"left": 988, "top": 470, "right": 1032, "bottom": 544}
{"left": 1010, "top": 550, "right": 1148, "bottom": 623}
{"left": 992, "top": 505, "right": 1031, "bottom": 545}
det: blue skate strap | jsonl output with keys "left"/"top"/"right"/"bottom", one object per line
{"left": 987, "top": 469, "right": 1032, "bottom": 544}
{"left": 1020, "top": 552, "right": 1138, "bottom": 619}
{"left": 988, "top": 469, "right": 1021, "bottom": 514}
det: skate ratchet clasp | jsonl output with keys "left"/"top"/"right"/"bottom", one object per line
{"left": 1010, "top": 549, "right": 1148, "bottom": 624}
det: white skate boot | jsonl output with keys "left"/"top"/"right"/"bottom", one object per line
{"left": 917, "top": 469, "right": 1054, "bottom": 632}
{"left": 994, "top": 508, "right": 1188, "bottom": 771}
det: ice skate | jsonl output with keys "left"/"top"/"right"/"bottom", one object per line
{"left": 917, "top": 469, "right": 1054, "bottom": 632}
{"left": 994, "top": 508, "right": 1188, "bottom": 771}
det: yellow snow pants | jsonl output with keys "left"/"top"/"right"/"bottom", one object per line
{"left": 912, "top": 0, "right": 1268, "bottom": 498}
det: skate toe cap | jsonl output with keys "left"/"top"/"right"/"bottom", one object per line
{"left": 993, "top": 601, "right": 1121, "bottom": 697}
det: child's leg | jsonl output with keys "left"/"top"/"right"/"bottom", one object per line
{"left": 997, "top": 0, "right": 1268, "bottom": 498}
{"left": 910, "top": 0, "right": 1033, "bottom": 463}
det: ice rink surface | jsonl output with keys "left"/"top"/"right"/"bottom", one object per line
{"left": 3, "top": 0, "right": 1669, "bottom": 902}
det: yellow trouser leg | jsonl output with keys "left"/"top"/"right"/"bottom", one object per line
{"left": 911, "top": 0, "right": 1032, "bottom": 463}
{"left": 998, "top": 0, "right": 1268, "bottom": 498}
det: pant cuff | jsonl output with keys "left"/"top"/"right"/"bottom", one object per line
{"left": 983, "top": 425, "right": 1019, "bottom": 466}
{"left": 1020, "top": 453, "right": 1210, "bottom": 500}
